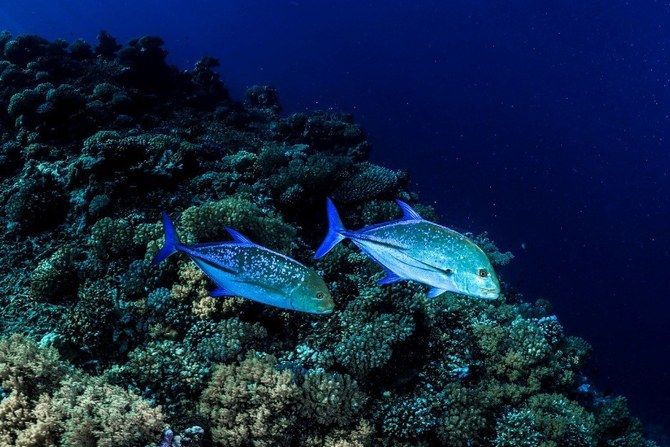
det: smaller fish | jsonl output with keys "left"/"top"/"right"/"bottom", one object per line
{"left": 315, "top": 199, "right": 501, "bottom": 300}
{"left": 153, "top": 212, "right": 334, "bottom": 314}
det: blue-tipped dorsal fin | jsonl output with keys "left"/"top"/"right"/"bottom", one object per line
{"left": 210, "top": 286, "right": 235, "bottom": 297}
{"left": 396, "top": 200, "right": 423, "bottom": 220}
{"left": 225, "top": 227, "right": 254, "bottom": 244}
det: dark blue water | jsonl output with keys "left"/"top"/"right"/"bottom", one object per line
{"left": 3, "top": 0, "right": 669, "bottom": 437}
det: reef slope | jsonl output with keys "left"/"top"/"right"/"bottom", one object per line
{"left": 0, "top": 32, "right": 657, "bottom": 447}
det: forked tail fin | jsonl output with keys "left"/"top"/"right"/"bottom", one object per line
{"left": 152, "top": 211, "right": 181, "bottom": 265}
{"left": 314, "top": 198, "right": 348, "bottom": 259}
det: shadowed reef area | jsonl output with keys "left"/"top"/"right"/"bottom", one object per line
{"left": 0, "top": 31, "right": 659, "bottom": 447}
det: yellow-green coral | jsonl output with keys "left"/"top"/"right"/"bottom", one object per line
{"left": 41, "top": 376, "right": 163, "bottom": 447}
{"left": 300, "top": 420, "right": 375, "bottom": 447}
{"left": 29, "top": 246, "right": 77, "bottom": 303}
{"left": 523, "top": 393, "right": 595, "bottom": 447}
{"left": 180, "top": 195, "right": 296, "bottom": 252}
{"left": 436, "top": 384, "right": 490, "bottom": 446}
{"left": 0, "top": 335, "right": 163, "bottom": 447}
{"left": 198, "top": 351, "right": 301, "bottom": 447}
{"left": 170, "top": 263, "right": 210, "bottom": 303}
{"left": 106, "top": 339, "right": 210, "bottom": 415}
{"left": 334, "top": 312, "right": 414, "bottom": 378}
{"left": 300, "top": 369, "right": 367, "bottom": 426}
{"left": 187, "top": 317, "right": 268, "bottom": 363}
{"left": 88, "top": 217, "right": 134, "bottom": 259}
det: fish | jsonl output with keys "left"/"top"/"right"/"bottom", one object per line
{"left": 315, "top": 198, "right": 501, "bottom": 300}
{"left": 152, "top": 212, "right": 334, "bottom": 314}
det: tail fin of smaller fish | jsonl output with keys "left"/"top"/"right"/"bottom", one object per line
{"left": 315, "top": 198, "right": 347, "bottom": 259}
{"left": 152, "top": 211, "right": 181, "bottom": 265}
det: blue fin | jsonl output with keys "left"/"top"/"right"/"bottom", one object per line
{"left": 152, "top": 212, "right": 181, "bottom": 265}
{"left": 426, "top": 287, "right": 448, "bottom": 299}
{"left": 315, "top": 198, "right": 347, "bottom": 259}
{"left": 211, "top": 286, "right": 234, "bottom": 297}
{"left": 396, "top": 200, "right": 423, "bottom": 220}
{"left": 225, "top": 227, "right": 254, "bottom": 244}
{"left": 377, "top": 271, "right": 403, "bottom": 285}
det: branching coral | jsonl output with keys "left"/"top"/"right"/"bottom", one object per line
{"left": 5, "top": 174, "right": 69, "bottom": 234}
{"left": 29, "top": 246, "right": 78, "bottom": 303}
{"left": 186, "top": 317, "right": 268, "bottom": 363}
{"left": 88, "top": 217, "right": 134, "bottom": 259}
{"left": 198, "top": 351, "right": 301, "bottom": 447}
{"left": 105, "top": 339, "right": 209, "bottom": 418}
{"left": 180, "top": 194, "right": 297, "bottom": 252}
{"left": 300, "top": 368, "right": 367, "bottom": 427}
{"left": 334, "top": 311, "right": 415, "bottom": 378}
{"left": 0, "top": 335, "right": 163, "bottom": 447}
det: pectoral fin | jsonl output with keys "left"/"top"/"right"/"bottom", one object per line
{"left": 426, "top": 287, "right": 448, "bottom": 299}
{"left": 377, "top": 271, "right": 403, "bottom": 285}
{"left": 211, "top": 286, "right": 235, "bottom": 297}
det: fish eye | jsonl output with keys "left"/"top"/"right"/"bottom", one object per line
{"left": 478, "top": 269, "right": 489, "bottom": 278}
{"left": 445, "top": 268, "right": 453, "bottom": 275}
{"left": 315, "top": 292, "right": 324, "bottom": 299}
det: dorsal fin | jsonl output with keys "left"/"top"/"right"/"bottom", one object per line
{"left": 225, "top": 227, "right": 254, "bottom": 244}
{"left": 396, "top": 200, "right": 423, "bottom": 220}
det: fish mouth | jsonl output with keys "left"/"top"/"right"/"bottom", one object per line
{"left": 479, "top": 288, "right": 500, "bottom": 300}
{"left": 313, "top": 306, "right": 334, "bottom": 315}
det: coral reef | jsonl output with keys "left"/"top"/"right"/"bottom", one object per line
{"left": 198, "top": 352, "right": 301, "bottom": 447}
{"left": 0, "top": 334, "right": 163, "bottom": 447}
{"left": 0, "top": 31, "right": 658, "bottom": 446}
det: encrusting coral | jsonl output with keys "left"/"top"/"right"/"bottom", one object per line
{"left": 0, "top": 31, "right": 659, "bottom": 446}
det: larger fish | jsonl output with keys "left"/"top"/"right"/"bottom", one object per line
{"left": 315, "top": 199, "right": 500, "bottom": 300}
{"left": 153, "top": 212, "right": 334, "bottom": 314}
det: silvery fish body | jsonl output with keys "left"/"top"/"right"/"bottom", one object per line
{"left": 153, "top": 212, "right": 334, "bottom": 314}
{"left": 315, "top": 199, "right": 500, "bottom": 300}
